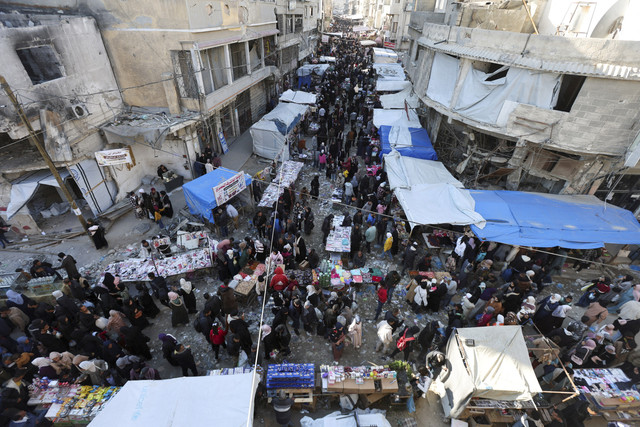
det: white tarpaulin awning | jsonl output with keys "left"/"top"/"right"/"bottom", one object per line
{"left": 379, "top": 86, "right": 419, "bottom": 109}
{"left": 372, "top": 47, "right": 398, "bottom": 64}
{"left": 373, "top": 63, "right": 406, "bottom": 81}
{"left": 89, "top": 373, "right": 258, "bottom": 427}
{"left": 6, "top": 169, "right": 70, "bottom": 219}
{"left": 439, "top": 326, "right": 542, "bottom": 419}
{"left": 319, "top": 56, "right": 337, "bottom": 63}
{"left": 297, "top": 64, "right": 330, "bottom": 77}
{"left": 251, "top": 102, "right": 309, "bottom": 160}
{"left": 375, "top": 80, "right": 411, "bottom": 92}
{"left": 373, "top": 108, "right": 421, "bottom": 128}
{"left": 280, "top": 89, "right": 317, "bottom": 105}
{"left": 395, "top": 183, "right": 485, "bottom": 228}
{"left": 360, "top": 40, "right": 377, "bottom": 46}
{"left": 301, "top": 410, "right": 392, "bottom": 427}
{"left": 352, "top": 25, "right": 373, "bottom": 32}
{"left": 426, "top": 52, "right": 460, "bottom": 107}
{"left": 384, "top": 150, "right": 463, "bottom": 190}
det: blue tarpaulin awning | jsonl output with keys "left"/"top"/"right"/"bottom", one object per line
{"left": 182, "top": 168, "right": 252, "bottom": 223}
{"left": 468, "top": 190, "right": 640, "bottom": 249}
{"left": 379, "top": 126, "right": 437, "bottom": 161}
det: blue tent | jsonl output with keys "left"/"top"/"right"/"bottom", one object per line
{"left": 183, "top": 168, "right": 252, "bottom": 223}
{"left": 378, "top": 126, "right": 437, "bottom": 160}
{"left": 469, "top": 190, "right": 640, "bottom": 249}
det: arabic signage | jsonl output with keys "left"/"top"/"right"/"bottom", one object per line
{"left": 95, "top": 148, "right": 133, "bottom": 166}
{"left": 213, "top": 171, "right": 246, "bottom": 206}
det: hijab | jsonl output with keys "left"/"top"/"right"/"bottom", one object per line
{"left": 180, "top": 278, "right": 192, "bottom": 293}
{"left": 6, "top": 290, "right": 23, "bottom": 305}
{"left": 552, "top": 305, "right": 572, "bottom": 318}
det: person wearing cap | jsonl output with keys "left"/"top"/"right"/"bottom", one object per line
{"left": 272, "top": 389, "right": 294, "bottom": 427}
{"left": 381, "top": 232, "right": 393, "bottom": 260}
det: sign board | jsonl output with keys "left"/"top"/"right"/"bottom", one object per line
{"left": 383, "top": 41, "right": 396, "bottom": 49}
{"left": 213, "top": 171, "right": 246, "bottom": 206}
{"left": 321, "top": 35, "right": 329, "bottom": 43}
{"left": 95, "top": 148, "right": 133, "bottom": 166}
{"left": 219, "top": 130, "right": 229, "bottom": 154}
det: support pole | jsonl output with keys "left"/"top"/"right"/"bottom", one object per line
{"left": 0, "top": 75, "right": 90, "bottom": 236}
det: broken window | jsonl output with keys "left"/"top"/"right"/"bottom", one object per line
{"left": 553, "top": 74, "right": 586, "bottom": 112}
{"left": 200, "top": 46, "right": 228, "bottom": 94}
{"left": 230, "top": 42, "right": 248, "bottom": 81}
{"left": 173, "top": 51, "right": 199, "bottom": 98}
{"left": 16, "top": 45, "right": 63, "bottom": 85}
{"left": 294, "top": 15, "right": 303, "bottom": 33}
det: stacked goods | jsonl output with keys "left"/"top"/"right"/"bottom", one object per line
{"left": 266, "top": 363, "right": 315, "bottom": 389}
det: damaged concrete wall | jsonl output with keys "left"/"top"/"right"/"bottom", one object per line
{"left": 457, "top": 0, "right": 547, "bottom": 34}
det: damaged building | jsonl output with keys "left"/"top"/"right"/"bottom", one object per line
{"left": 404, "top": 0, "right": 640, "bottom": 214}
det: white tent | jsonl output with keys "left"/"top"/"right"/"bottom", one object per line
{"left": 375, "top": 80, "right": 411, "bottom": 92}
{"left": 297, "top": 64, "right": 330, "bottom": 77}
{"left": 251, "top": 102, "right": 309, "bottom": 161}
{"left": 384, "top": 150, "right": 463, "bottom": 190}
{"left": 352, "top": 25, "right": 373, "bottom": 32}
{"left": 379, "top": 86, "right": 419, "bottom": 109}
{"left": 319, "top": 56, "right": 337, "bottom": 63}
{"left": 373, "top": 108, "right": 421, "bottom": 128}
{"left": 89, "top": 373, "right": 258, "bottom": 427}
{"left": 373, "top": 63, "right": 406, "bottom": 81}
{"left": 372, "top": 47, "right": 398, "bottom": 64}
{"left": 360, "top": 40, "right": 377, "bottom": 47}
{"left": 280, "top": 89, "right": 317, "bottom": 105}
{"left": 395, "top": 183, "right": 485, "bottom": 228}
{"left": 438, "top": 326, "right": 542, "bottom": 419}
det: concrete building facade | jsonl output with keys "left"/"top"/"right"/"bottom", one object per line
{"left": 404, "top": 0, "right": 640, "bottom": 213}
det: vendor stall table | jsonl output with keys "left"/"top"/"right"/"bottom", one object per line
{"left": 573, "top": 368, "right": 640, "bottom": 422}
{"left": 163, "top": 175, "right": 184, "bottom": 193}
{"left": 258, "top": 161, "right": 304, "bottom": 207}
{"left": 320, "top": 365, "right": 399, "bottom": 406}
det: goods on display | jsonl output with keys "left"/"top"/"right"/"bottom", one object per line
{"left": 325, "top": 226, "right": 351, "bottom": 253}
{"left": 104, "top": 258, "right": 156, "bottom": 282}
{"left": 26, "top": 276, "right": 61, "bottom": 296}
{"left": 177, "top": 230, "right": 209, "bottom": 250}
{"left": 154, "top": 248, "right": 212, "bottom": 277}
{"left": 258, "top": 161, "right": 304, "bottom": 207}
{"left": 320, "top": 365, "right": 399, "bottom": 394}
{"left": 574, "top": 369, "right": 640, "bottom": 404}
{"left": 208, "top": 366, "right": 263, "bottom": 376}
{"left": 266, "top": 363, "right": 315, "bottom": 389}
{"left": 151, "top": 237, "right": 171, "bottom": 249}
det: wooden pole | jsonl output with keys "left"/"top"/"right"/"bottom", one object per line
{"left": 0, "top": 75, "right": 90, "bottom": 237}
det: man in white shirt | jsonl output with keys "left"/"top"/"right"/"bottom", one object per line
{"left": 226, "top": 203, "right": 239, "bottom": 230}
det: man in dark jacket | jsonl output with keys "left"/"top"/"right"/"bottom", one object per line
{"left": 55, "top": 252, "right": 80, "bottom": 280}
{"left": 173, "top": 344, "right": 198, "bottom": 376}
{"left": 147, "top": 273, "right": 169, "bottom": 307}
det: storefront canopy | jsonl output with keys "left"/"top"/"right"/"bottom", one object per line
{"left": 297, "top": 64, "right": 330, "bottom": 77}
{"left": 373, "top": 63, "right": 406, "bottom": 81}
{"left": 372, "top": 47, "right": 398, "bottom": 64}
{"left": 6, "top": 169, "right": 70, "bottom": 219}
{"left": 89, "top": 373, "right": 257, "bottom": 427}
{"left": 183, "top": 167, "right": 252, "bottom": 223}
{"left": 384, "top": 150, "right": 462, "bottom": 191}
{"left": 469, "top": 190, "right": 640, "bottom": 249}
{"left": 440, "top": 326, "right": 542, "bottom": 419}
{"left": 395, "top": 183, "right": 485, "bottom": 228}
{"left": 251, "top": 102, "right": 309, "bottom": 160}
{"left": 379, "top": 86, "right": 419, "bottom": 109}
{"left": 360, "top": 40, "right": 377, "bottom": 46}
{"left": 379, "top": 126, "right": 437, "bottom": 161}
{"left": 376, "top": 80, "right": 412, "bottom": 92}
{"left": 373, "top": 109, "right": 421, "bottom": 128}
{"left": 280, "top": 89, "right": 317, "bottom": 105}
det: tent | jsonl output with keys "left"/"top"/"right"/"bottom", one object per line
{"left": 183, "top": 167, "right": 252, "bottom": 223}
{"left": 378, "top": 126, "right": 437, "bottom": 161}
{"left": 379, "top": 86, "right": 419, "bottom": 109}
{"left": 439, "top": 326, "right": 542, "bottom": 419}
{"left": 376, "top": 80, "right": 412, "bottom": 92}
{"left": 360, "top": 40, "right": 377, "bottom": 47}
{"left": 373, "top": 63, "right": 406, "bottom": 81}
{"left": 297, "top": 64, "right": 330, "bottom": 88}
{"left": 352, "top": 25, "right": 373, "bottom": 32}
{"left": 280, "top": 89, "right": 317, "bottom": 105}
{"left": 468, "top": 190, "right": 640, "bottom": 249}
{"left": 373, "top": 109, "right": 421, "bottom": 128}
{"left": 250, "top": 102, "right": 309, "bottom": 160}
{"left": 395, "top": 183, "right": 485, "bottom": 228}
{"left": 89, "top": 373, "right": 257, "bottom": 427}
{"left": 319, "top": 56, "right": 337, "bottom": 63}
{"left": 383, "top": 150, "right": 462, "bottom": 190}
{"left": 372, "top": 47, "right": 398, "bottom": 63}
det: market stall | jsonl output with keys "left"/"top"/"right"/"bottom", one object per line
{"left": 379, "top": 86, "right": 419, "bottom": 110}
{"left": 372, "top": 109, "right": 421, "bottom": 129}
{"left": 88, "top": 374, "right": 258, "bottom": 427}
{"left": 383, "top": 150, "right": 463, "bottom": 191}
{"left": 251, "top": 103, "right": 308, "bottom": 161}
{"left": 574, "top": 368, "right": 640, "bottom": 423}
{"left": 378, "top": 126, "right": 437, "bottom": 161}
{"left": 372, "top": 47, "right": 398, "bottom": 64}
{"left": 297, "top": 64, "right": 330, "bottom": 89}
{"left": 183, "top": 167, "right": 252, "bottom": 224}
{"left": 279, "top": 89, "right": 318, "bottom": 105}
{"left": 258, "top": 160, "right": 304, "bottom": 208}
{"left": 28, "top": 379, "right": 120, "bottom": 425}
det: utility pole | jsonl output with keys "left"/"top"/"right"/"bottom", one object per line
{"left": 0, "top": 75, "right": 89, "bottom": 234}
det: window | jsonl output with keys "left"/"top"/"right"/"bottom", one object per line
{"left": 286, "top": 15, "right": 294, "bottom": 34}
{"left": 277, "top": 14, "right": 284, "bottom": 33}
{"left": 200, "top": 46, "right": 228, "bottom": 94}
{"left": 294, "top": 15, "right": 303, "bottom": 33}
{"left": 264, "top": 36, "right": 277, "bottom": 66}
{"left": 174, "top": 50, "right": 198, "bottom": 98}
{"left": 554, "top": 75, "right": 586, "bottom": 112}
{"left": 392, "top": 22, "right": 398, "bottom": 33}
{"left": 414, "top": 44, "right": 421, "bottom": 61}
{"left": 17, "top": 46, "right": 63, "bottom": 85}
{"left": 230, "top": 42, "right": 247, "bottom": 81}
{"left": 248, "top": 40, "right": 263, "bottom": 71}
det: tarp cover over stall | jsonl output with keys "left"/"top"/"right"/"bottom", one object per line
{"left": 469, "top": 190, "right": 640, "bottom": 249}
{"left": 6, "top": 169, "right": 70, "bottom": 219}
{"left": 383, "top": 150, "right": 462, "bottom": 190}
{"left": 89, "top": 373, "right": 257, "bottom": 427}
{"left": 297, "top": 64, "right": 330, "bottom": 88}
{"left": 373, "top": 63, "right": 406, "bottom": 81}
{"left": 373, "top": 109, "right": 421, "bottom": 128}
{"left": 183, "top": 167, "right": 252, "bottom": 223}
{"left": 250, "top": 103, "right": 309, "bottom": 160}
{"left": 379, "top": 86, "right": 419, "bottom": 109}
{"left": 376, "top": 80, "right": 412, "bottom": 92}
{"left": 372, "top": 47, "right": 398, "bottom": 63}
{"left": 378, "top": 126, "right": 437, "bottom": 160}
{"left": 280, "top": 89, "right": 317, "bottom": 105}
{"left": 440, "top": 326, "right": 542, "bottom": 419}
{"left": 395, "top": 183, "right": 485, "bottom": 228}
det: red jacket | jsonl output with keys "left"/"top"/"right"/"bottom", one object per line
{"left": 377, "top": 286, "right": 388, "bottom": 304}
{"left": 270, "top": 267, "right": 289, "bottom": 291}
{"left": 210, "top": 326, "right": 227, "bottom": 345}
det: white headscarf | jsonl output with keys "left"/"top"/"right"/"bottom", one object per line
{"left": 6, "top": 290, "right": 23, "bottom": 305}
{"left": 552, "top": 305, "right": 572, "bottom": 318}
{"left": 180, "top": 278, "right": 192, "bottom": 293}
